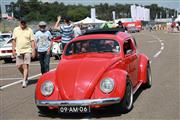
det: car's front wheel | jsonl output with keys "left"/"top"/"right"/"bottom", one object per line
{"left": 37, "top": 106, "right": 58, "bottom": 115}
{"left": 120, "top": 79, "right": 133, "bottom": 113}
{"left": 37, "top": 106, "right": 50, "bottom": 114}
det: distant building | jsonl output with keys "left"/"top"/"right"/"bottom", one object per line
{"left": 0, "top": 0, "right": 18, "bottom": 18}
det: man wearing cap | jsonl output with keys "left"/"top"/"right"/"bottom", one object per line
{"left": 12, "top": 19, "right": 36, "bottom": 88}
{"left": 35, "top": 21, "right": 52, "bottom": 74}
{"left": 54, "top": 16, "right": 74, "bottom": 50}
{"left": 117, "top": 21, "right": 127, "bottom": 32}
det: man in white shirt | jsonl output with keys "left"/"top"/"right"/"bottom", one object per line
{"left": 35, "top": 21, "right": 52, "bottom": 74}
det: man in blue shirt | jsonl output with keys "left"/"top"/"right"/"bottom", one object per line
{"left": 35, "top": 21, "right": 52, "bottom": 74}
{"left": 54, "top": 16, "right": 74, "bottom": 50}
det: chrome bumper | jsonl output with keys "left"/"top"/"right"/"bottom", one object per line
{"left": 36, "top": 97, "right": 120, "bottom": 106}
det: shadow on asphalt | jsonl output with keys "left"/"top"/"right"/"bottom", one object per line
{"left": 1, "top": 60, "right": 16, "bottom": 64}
{"left": 37, "top": 86, "right": 148, "bottom": 119}
{"left": 28, "top": 79, "right": 38, "bottom": 86}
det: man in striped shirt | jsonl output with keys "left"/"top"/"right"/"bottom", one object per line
{"left": 54, "top": 16, "right": 74, "bottom": 50}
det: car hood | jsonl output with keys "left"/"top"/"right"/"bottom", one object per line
{"left": 0, "top": 40, "right": 12, "bottom": 48}
{"left": 56, "top": 54, "right": 119, "bottom": 100}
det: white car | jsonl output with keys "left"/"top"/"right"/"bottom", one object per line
{"left": 0, "top": 33, "right": 14, "bottom": 63}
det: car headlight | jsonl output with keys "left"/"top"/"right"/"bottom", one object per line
{"left": 100, "top": 78, "right": 114, "bottom": 93}
{"left": 41, "top": 81, "right": 54, "bottom": 96}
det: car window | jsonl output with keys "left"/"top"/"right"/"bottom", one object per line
{"left": 123, "top": 39, "right": 134, "bottom": 55}
{"left": 132, "top": 38, "right": 137, "bottom": 47}
{"left": 65, "top": 39, "right": 120, "bottom": 56}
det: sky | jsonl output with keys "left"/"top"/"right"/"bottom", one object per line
{"left": 1, "top": 0, "right": 180, "bottom": 12}
{"left": 40, "top": 0, "right": 180, "bottom": 12}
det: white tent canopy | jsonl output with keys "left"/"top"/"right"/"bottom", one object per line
{"left": 175, "top": 15, "right": 180, "bottom": 22}
{"left": 74, "top": 17, "right": 106, "bottom": 24}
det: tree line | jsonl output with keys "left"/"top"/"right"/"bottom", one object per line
{"left": 8, "top": 0, "right": 178, "bottom": 22}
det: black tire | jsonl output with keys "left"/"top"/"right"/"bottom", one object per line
{"left": 143, "top": 63, "right": 152, "bottom": 88}
{"left": 120, "top": 79, "right": 133, "bottom": 113}
{"left": 37, "top": 106, "right": 50, "bottom": 114}
{"left": 37, "top": 106, "right": 58, "bottom": 114}
{"left": 3, "top": 58, "right": 12, "bottom": 63}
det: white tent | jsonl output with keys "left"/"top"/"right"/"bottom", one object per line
{"left": 74, "top": 17, "right": 106, "bottom": 24}
{"left": 175, "top": 15, "right": 180, "bottom": 22}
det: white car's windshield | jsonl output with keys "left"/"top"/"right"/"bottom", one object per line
{"left": 0, "top": 36, "right": 5, "bottom": 42}
{"left": 0, "top": 36, "right": 6, "bottom": 47}
{"left": 1, "top": 35, "right": 11, "bottom": 39}
{"left": 65, "top": 39, "right": 120, "bottom": 56}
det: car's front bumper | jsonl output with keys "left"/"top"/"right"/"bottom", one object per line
{"left": 0, "top": 53, "right": 13, "bottom": 58}
{"left": 36, "top": 97, "right": 120, "bottom": 106}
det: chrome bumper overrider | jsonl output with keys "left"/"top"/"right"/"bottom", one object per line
{"left": 36, "top": 97, "right": 120, "bottom": 106}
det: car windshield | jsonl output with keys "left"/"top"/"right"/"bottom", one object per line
{"left": 65, "top": 39, "right": 120, "bottom": 56}
{"left": 1, "top": 35, "right": 11, "bottom": 39}
{"left": 0, "top": 36, "right": 5, "bottom": 42}
{"left": 0, "top": 36, "right": 6, "bottom": 47}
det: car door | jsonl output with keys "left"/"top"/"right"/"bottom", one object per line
{"left": 123, "top": 39, "right": 138, "bottom": 87}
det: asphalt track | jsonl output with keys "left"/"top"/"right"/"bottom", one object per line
{"left": 0, "top": 30, "right": 179, "bottom": 120}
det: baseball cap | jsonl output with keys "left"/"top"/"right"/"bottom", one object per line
{"left": 39, "top": 21, "right": 47, "bottom": 26}
{"left": 20, "top": 18, "right": 27, "bottom": 24}
{"left": 118, "top": 21, "right": 122, "bottom": 25}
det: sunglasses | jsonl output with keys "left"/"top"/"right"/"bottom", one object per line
{"left": 39, "top": 25, "right": 46, "bottom": 27}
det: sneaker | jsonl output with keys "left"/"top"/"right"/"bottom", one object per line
{"left": 22, "top": 80, "right": 28, "bottom": 88}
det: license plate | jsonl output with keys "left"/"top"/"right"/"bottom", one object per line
{"left": 59, "top": 106, "right": 90, "bottom": 113}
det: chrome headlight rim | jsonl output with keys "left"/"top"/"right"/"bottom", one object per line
{"left": 100, "top": 77, "right": 115, "bottom": 94}
{"left": 41, "top": 80, "right": 54, "bottom": 97}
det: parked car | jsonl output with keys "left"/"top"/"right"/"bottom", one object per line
{"left": 35, "top": 29, "right": 151, "bottom": 114}
{"left": 127, "top": 26, "right": 137, "bottom": 33}
{"left": 0, "top": 35, "right": 14, "bottom": 63}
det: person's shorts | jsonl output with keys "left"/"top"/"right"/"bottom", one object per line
{"left": 16, "top": 53, "right": 31, "bottom": 66}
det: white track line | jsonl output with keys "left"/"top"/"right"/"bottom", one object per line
{"left": 0, "top": 78, "right": 22, "bottom": 81}
{"left": 153, "top": 51, "right": 162, "bottom": 58}
{"left": 139, "top": 33, "right": 165, "bottom": 59}
{"left": 0, "top": 74, "right": 41, "bottom": 90}
{"left": 0, "top": 68, "right": 56, "bottom": 90}
{"left": 147, "top": 40, "right": 157, "bottom": 43}
{"left": 151, "top": 35, "right": 165, "bottom": 59}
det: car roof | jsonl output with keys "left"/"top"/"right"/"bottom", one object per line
{"left": 0, "top": 33, "right": 12, "bottom": 35}
{"left": 73, "top": 28, "right": 131, "bottom": 43}
{"left": 83, "top": 28, "right": 125, "bottom": 35}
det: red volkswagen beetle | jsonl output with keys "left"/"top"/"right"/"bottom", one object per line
{"left": 35, "top": 29, "right": 151, "bottom": 114}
